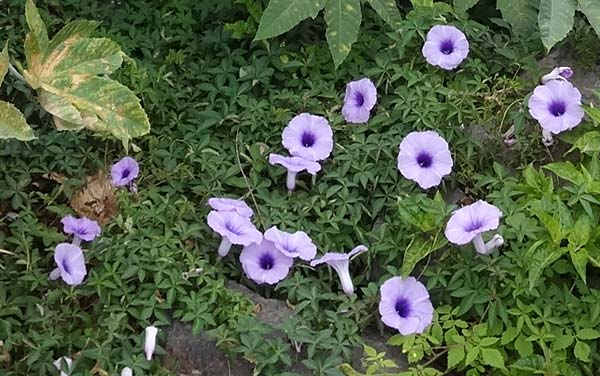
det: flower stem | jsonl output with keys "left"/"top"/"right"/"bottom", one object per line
{"left": 286, "top": 171, "right": 297, "bottom": 191}
{"left": 472, "top": 233, "right": 503, "bottom": 255}
{"left": 334, "top": 264, "right": 354, "bottom": 296}
{"left": 542, "top": 129, "right": 554, "bottom": 146}
{"left": 72, "top": 237, "right": 82, "bottom": 247}
{"left": 217, "top": 237, "right": 232, "bottom": 258}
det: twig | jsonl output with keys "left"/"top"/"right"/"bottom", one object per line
{"left": 234, "top": 126, "right": 264, "bottom": 230}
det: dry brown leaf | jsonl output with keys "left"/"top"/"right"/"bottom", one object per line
{"left": 70, "top": 170, "right": 118, "bottom": 225}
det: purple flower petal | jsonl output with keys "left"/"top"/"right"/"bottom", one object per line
{"left": 282, "top": 113, "right": 333, "bottom": 161}
{"left": 422, "top": 25, "right": 469, "bottom": 70}
{"left": 208, "top": 197, "right": 253, "bottom": 218}
{"left": 264, "top": 226, "right": 317, "bottom": 261}
{"left": 54, "top": 243, "right": 87, "bottom": 286}
{"left": 310, "top": 245, "right": 368, "bottom": 295}
{"left": 541, "top": 66, "right": 573, "bottom": 83}
{"left": 342, "top": 78, "right": 377, "bottom": 123}
{"left": 445, "top": 200, "right": 502, "bottom": 245}
{"left": 207, "top": 211, "right": 262, "bottom": 246}
{"left": 528, "top": 80, "right": 584, "bottom": 135}
{"left": 240, "top": 239, "right": 293, "bottom": 285}
{"left": 111, "top": 157, "right": 140, "bottom": 187}
{"left": 268, "top": 154, "right": 322, "bottom": 174}
{"left": 397, "top": 131, "right": 453, "bottom": 189}
{"left": 61, "top": 215, "right": 101, "bottom": 242}
{"left": 379, "top": 276, "right": 433, "bottom": 335}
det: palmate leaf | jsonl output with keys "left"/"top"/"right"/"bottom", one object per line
{"left": 0, "top": 101, "right": 36, "bottom": 141}
{"left": 23, "top": 0, "right": 149, "bottom": 143}
{"left": 538, "top": 0, "right": 575, "bottom": 51}
{"left": 324, "top": 0, "right": 362, "bottom": 68}
{"left": 254, "top": 0, "right": 326, "bottom": 40}
{"left": 579, "top": 0, "right": 600, "bottom": 39}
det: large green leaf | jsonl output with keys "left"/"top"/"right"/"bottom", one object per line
{"left": 25, "top": 0, "right": 48, "bottom": 51}
{"left": 0, "top": 101, "right": 35, "bottom": 141}
{"left": 401, "top": 233, "right": 447, "bottom": 277}
{"left": 497, "top": 0, "right": 539, "bottom": 36}
{"left": 0, "top": 41, "right": 8, "bottom": 85}
{"left": 254, "top": 0, "right": 326, "bottom": 40}
{"left": 454, "top": 0, "right": 480, "bottom": 13}
{"left": 366, "top": 0, "right": 402, "bottom": 28}
{"left": 324, "top": 0, "right": 362, "bottom": 68}
{"left": 23, "top": 2, "right": 149, "bottom": 142}
{"left": 538, "top": 0, "right": 575, "bottom": 51}
{"left": 579, "top": 0, "right": 600, "bottom": 39}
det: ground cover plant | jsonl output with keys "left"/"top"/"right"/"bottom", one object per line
{"left": 1, "top": 0, "right": 600, "bottom": 375}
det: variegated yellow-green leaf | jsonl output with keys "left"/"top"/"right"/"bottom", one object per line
{"left": 366, "top": 0, "right": 402, "bottom": 28}
{"left": 38, "top": 90, "right": 84, "bottom": 129}
{"left": 25, "top": 0, "right": 48, "bottom": 50}
{"left": 324, "top": 0, "right": 362, "bottom": 68}
{"left": 254, "top": 0, "right": 326, "bottom": 40}
{"left": 43, "top": 20, "right": 100, "bottom": 61}
{"left": 0, "top": 101, "right": 36, "bottom": 141}
{"left": 0, "top": 41, "right": 8, "bottom": 85}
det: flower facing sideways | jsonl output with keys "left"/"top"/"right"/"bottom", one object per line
{"left": 422, "top": 25, "right": 469, "bottom": 70}
{"left": 269, "top": 153, "right": 321, "bottom": 191}
{"left": 121, "top": 367, "right": 133, "bottom": 376}
{"left": 264, "top": 226, "right": 317, "bottom": 261}
{"left": 310, "top": 245, "right": 367, "bottom": 295}
{"left": 342, "top": 78, "right": 377, "bottom": 124}
{"left": 111, "top": 156, "right": 140, "bottom": 191}
{"left": 49, "top": 243, "right": 87, "bottom": 286}
{"left": 240, "top": 239, "right": 293, "bottom": 285}
{"left": 282, "top": 113, "right": 333, "bottom": 161}
{"left": 541, "top": 66, "right": 573, "bottom": 83}
{"left": 397, "top": 131, "right": 453, "bottom": 189}
{"left": 379, "top": 276, "right": 434, "bottom": 335}
{"left": 208, "top": 197, "right": 253, "bottom": 218}
{"left": 445, "top": 200, "right": 504, "bottom": 255}
{"left": 61, "top": 215, "right": 101, "bottom": 244}
{"left": 144, "top": 326, "right": 159, "bottom": 361}
{"left": 207, "top": 211, "right": 262, "bottom": 257}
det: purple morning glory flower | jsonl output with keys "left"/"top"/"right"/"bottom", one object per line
{"left": 528, "top": 80, "right": 584, "bottom": 145}
{"left": 269, "top": 153, "right": 322, "bottom": 191}
{"left": 541, "top": 66, "right": 573, "bottom": 83}
{"left": 397, "top": 131, "right": 453, "bottom": 189}
{"left": 208, "top": 197, "right": 253, "bottom": 218}
{"left": 310, "top": 245, "right": 368, "bottom": 295}
{"left": 445, "top": 200, "right": 504, "bottom": 255}
{"left": 111, "top": 156, "right": 140, "bottom": 190}
{"left": 421, "top": 25, "right": 469, "bottom": 70}
{"left": 49, "top": 243, "right": 87, "bottom": 286}
{"left": 207, "top": 211, "right": 262, "bottom": 257}
{"left": 61, "top": 215, "right": 101, "bottom": 244}
{"left": 379, "top": 276, "right": 434, "bottom": 335}
{"left": 342, "top": 78, "right": 377, "bottom": 124}
{"left": 282, "top": 113, "right": 333, "bottom": 161}
{"left": 240, "top": 239, "right": 293, "bottom": 285}
{"left": 264, "top": 226, "right": 317, "bottom": 261}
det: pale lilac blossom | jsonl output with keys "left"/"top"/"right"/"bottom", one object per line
{"left": 207, "top": 211, "right": 262, "bottom": 257}
{"left": 208, "top": 197, "right": 253, "bottom": 217}
{"left": 49, "top": 243, "right": 87, "bottom": 286}
{"left": 421, "top": 25, "right": 469, "bottom": 70}
{"left": 445, "top": 200, "right": 504, "bottom": 255}
{"left": 144, "top": 326, "right": 158, "bottom": 361}
{"left": 282, "top": 113, "right": 333, "bottom": 161}
{"left": 121, "top": 367, "right": 133, "bottom": 376}
{"left": 310, "top": 245, "right": 368, "bottom": 295}
{"left": 264, "top": 226, "right": 317, "bottom": 261}
{"left": 541, "top": 66, "right": 573, "bottom": 83}
{"left": 240, "top": 239, "right": 293, "bottom": 285}
{"left": 528, "top": 80, "right": 584, "bottom": 145}
{"left": 379, "top": 277, "right": 434, "bottom": 335}
{"left": 53, "top": 356, "right": 73, "bottom": 376}
{"left": 111, "top": 156, "right": 139, "bottom": 191}
{"left": 397, "top": 131, "right": 453, "bottom": 189}
{"left": 342, "top": 78, "right": 377, "bottom": 123}
{"left": 269, "top": 153, "right": 321, "bottom": 191}
{"left": 61, "top": 215, "right": 101, "bottom": 245}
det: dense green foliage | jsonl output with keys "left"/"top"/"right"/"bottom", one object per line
{"left": 1, "top": 0, "right": 600, "bottom": 375}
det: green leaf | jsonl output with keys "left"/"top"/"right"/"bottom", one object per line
{"left": 481, "top": 348, "right": 505, "bottom": 369}
{"left": 453, "top": 0, "right": 479, "bottom": 13}
{"left": 577, "top": 328, "right": 600, "bottom": 340}
{"left": 447, "top": 345, "right": 465, "bottom": 369}
{"left": 366, "top": 0, "right": 402, "bottom": 27}
{"left": 401, "top": 233, "right": 447, "bottom": 277}
{"left": 0, "top": 41, "right": 8, "bottom": 85}
{"left": 510, "top": 355, "right": 545, "bottom": 371}
{"left": 538, "top": 0, "right": 575, "bottom": 51}
{"left": 411, "top": 0, "right": 433, "bottom": 7}
{"left": 44, "top": 20, "right": 100, "bottom": 60}
{"left": 515, "top": 333, "right": 533, "bottom": 357}
{"left": 574, "top": 340, "right": 590, "bottom": 362}
{"left": 465, "top": 345, "right": 479, "bottom": 365}
{"left": 568, "top": 215, "right": 591, "bottom": 249}
{"left": 324, "top": 0, "right": 362, "bottom": 68}
{"left": 501, "top": 326, "right": 519, "bottom": 345}
{"left": 254, "top": 0, "right": 326, "bottom": 40}
{"left": 497, "top": 0, "right": 539, "bottom": 36}
{"left": 570, "top": 248, "right": 588, "bottom": 283}
{"left": 570, "top": 131, "right": 600, "bottom": 154}
{"left": 25, "top": 0, "right": 48, "bottom": 49}
{"left": 0, "top": 101, "right": 36, "bottom": 141}
{"left": 543, "top": 162, "right": 584, "bottom": 185}
{"left": 553, "top": 334, "right": 574, "bottom": 350}
{"left": 49, "top": 38, "right": 123, "bottom": 80}
{"left": 579, "top": 0, "right": 600, "bottom": 39}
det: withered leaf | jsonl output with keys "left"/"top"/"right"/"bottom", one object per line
{"left": 70, "top": 170, "right": 118, "bottom": 225}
